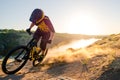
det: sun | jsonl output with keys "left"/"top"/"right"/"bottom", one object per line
{"left": 65, "top": 13, "right": 101, "bottom": 35}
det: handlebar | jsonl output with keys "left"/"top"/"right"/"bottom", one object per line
{"left": 26, "top": 28, "right": 52, "bottom": 44}
{"left": 26, "top": 29, "right": 33, "bottom": 35}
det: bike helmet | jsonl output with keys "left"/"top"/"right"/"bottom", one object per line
{"left": 30, "top": 8, "right": 44, "bottom": 25}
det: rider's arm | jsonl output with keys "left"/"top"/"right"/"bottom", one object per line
{"left": 49, "top": 31, "right": 55, "bottom": 40}
{"left": 26, "top": 22, "right": 35, "bottom": 35}
{"left": 29, "top": 22, "right": 35, "bottom": 30}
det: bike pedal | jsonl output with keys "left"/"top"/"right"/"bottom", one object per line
{"left": 38, "top": 55, "right": 44, "bottom": 62}
{"left": 16, "top": 59, "right": 22, "bottom": 62}
{"left": 38, "top": 58, "right": 42, "bottom": 62}
{"left": 29, "top": 57, "right": 32, "bottom": 61}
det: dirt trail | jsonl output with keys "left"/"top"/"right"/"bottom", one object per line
{"left": 1, "top": 34, "right": 120, "bottom": 80}
{"left": 0, "top": 60, "right": 84, "bottom": 80}
{"left": 1, "top": 52, "right": 120, "bottom": 80}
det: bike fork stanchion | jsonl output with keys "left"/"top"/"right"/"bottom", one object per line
{"left": 15, "top": 50, "right": 24, "bottom": 60}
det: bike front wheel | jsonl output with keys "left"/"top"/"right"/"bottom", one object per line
{"left": 2, "top": 46, "right": 29, "bottom": 74}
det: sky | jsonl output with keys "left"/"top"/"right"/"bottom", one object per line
{"left": 0, "top": 0, "right": 120, "bottom": 35}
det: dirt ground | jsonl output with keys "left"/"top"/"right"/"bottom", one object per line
{"left": 1, "top": 55, "right": 120, "bottom": 80}
{"left": 0, "top": 60, "right": 83, "bottom": 80}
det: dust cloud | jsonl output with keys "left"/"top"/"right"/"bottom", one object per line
{"left": 44, "top": 38, "right": 99, "bottom": 63}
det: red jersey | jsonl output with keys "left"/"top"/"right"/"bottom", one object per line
{"left": 37, "top": 16, "right": 55, "bottom": 33}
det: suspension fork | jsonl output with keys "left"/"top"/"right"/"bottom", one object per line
{"left": 15, "top": 47, "right": 29, "bottom": 60}
{"left": 15, "top": 49, "right": 24, "bottom": 60}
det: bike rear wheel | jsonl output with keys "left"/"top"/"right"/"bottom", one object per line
{"left": 33, "top": 49, "right": 48, "bottom": 67}
{"left": 2, "top": 46, "right": 29, "bottom": 74}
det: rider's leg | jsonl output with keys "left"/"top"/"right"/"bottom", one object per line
{"left": 33, "top": 28, "right": 42, "bottom": 46}
{"left": 40, "top": 40, "right": 47, "bottom": 55}
{"left": 40, "top": 32, "right": 50, "bottom": 55}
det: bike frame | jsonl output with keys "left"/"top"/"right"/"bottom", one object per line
{"left": 15, "top": 38, "right": 36, "bottom": 60}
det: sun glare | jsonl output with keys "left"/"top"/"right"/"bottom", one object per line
{"left": 65, "top": 13, "right": 101, "bottom": 35}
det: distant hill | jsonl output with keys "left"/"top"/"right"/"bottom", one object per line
{"left": 88, "top": 33, "right": 120, "bottom": 49}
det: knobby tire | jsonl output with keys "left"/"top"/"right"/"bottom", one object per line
{"left": 2, "top": 46, "right": 29, "bottom": 74}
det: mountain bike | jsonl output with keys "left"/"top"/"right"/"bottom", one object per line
{"left": 1, "top": 33, "right": 48, "bottom": 74}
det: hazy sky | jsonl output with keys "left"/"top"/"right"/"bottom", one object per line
{"left": 0, "top": 0, "right": 120, "bottom": 35}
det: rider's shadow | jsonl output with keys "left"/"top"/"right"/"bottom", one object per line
{"left": 28, "top": 66, "right": 42, "bottom": 73}
{"left": 0, "top": 74, "right": 25, "bottom": 80}
{"left": 0, "top": 61, "right": 40, "bottom": 80}
{"left": 45, "top": 62, "right": 68, "bottom": 77}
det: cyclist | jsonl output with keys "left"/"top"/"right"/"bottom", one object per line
{"left": 26, "top": 8, "right": 55, "bottom": 56}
